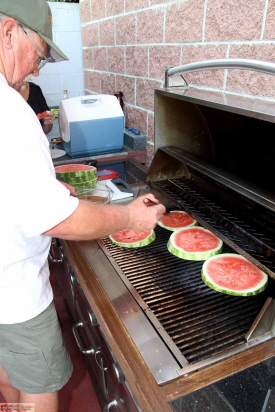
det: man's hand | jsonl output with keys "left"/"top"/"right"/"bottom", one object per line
{"left": 125, "top": 194, "right": 166, "bottom": 232}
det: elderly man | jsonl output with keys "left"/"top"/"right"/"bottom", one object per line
{"left": 0, "top": 1, "right": 165, "bottom": 411}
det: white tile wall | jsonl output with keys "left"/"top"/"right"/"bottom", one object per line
{"left": 32, "top": 2, "right": 84, "bottom": 108}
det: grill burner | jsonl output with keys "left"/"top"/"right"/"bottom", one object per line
{"left": 100, "top": 226, "right": 269, "bottom": 365}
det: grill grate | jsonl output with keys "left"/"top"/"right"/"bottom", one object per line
{"left": 101, "top": 226, "right": 269, "bottom": 364}
{"left": 153, "top": 177, "right": 275, "bottom": 275}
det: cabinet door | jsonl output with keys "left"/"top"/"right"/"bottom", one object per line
{"left": 49, "top": 240, "right": 76, "bottom": 321}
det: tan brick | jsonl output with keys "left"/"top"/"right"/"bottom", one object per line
{"left": 125, "top": 0, "right": 149, "bottom": 13}
{"left": 80, "top": 0, "right": 91, "bottom": 23}
{"left": 149, "top": 46, "right": 181, "bottom": 79}
{"left": 125, "top": 106, "right": 147, "bottom": 134}
{"left": 205, "top": 0, "right": 264, "bottom": 41}
{"left": 136, "top": 78, "right": 162, "bottom": 111}
{"left": 106, "top": 0, "right": 124, "bottom": 17}
{"left": 263, "top": 0, "right": 275, "bottom": 39}
{"left": 82, "top": 48, "right": 93, "bottom": 69}
{"left": 91, "top": 0, "right": 105, "bottom": 21}
{"left": 145, "top": 142, "right": 155, "bottom": 168}
{"left": 99, "top": 19, "right": 115, "bottom": 45}
{"left": 137, "top": 9, "right": 164, "bottom": 44}
{"left": 147, "top": 112, "right": 154, "bottom": 144}
{"left": 85, "top": 71, "right": 101, "bottom": 93}
{"left": 116, "top": 14, "right": 136, "bottom": 45}
{"left": 107, "top": 47, "right": 125, "bottom": 73}
{"left": 166, "top": 0, "right": 204, "bottom": 43}
{"left": 100, "top": 73, "right": 116, "bottom": 94}
{"left": 181, "top": 44, "right": 227, "bottom": 88}
{"left": 115, "top": 75, "right": 135, "bottom": 105}
{"left": 227, "top": 44, "right": 275, "bottom": 98}
{"left": 93, "top": 47, "right": 107, "bottom": 71}
{"left": 81, "top": 24, "right": 99, "bottom": 47}
{"left": 126, "top": 46, "right": 148, "bottom": 77}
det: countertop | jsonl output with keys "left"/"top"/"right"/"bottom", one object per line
{"left": 51, "top": 145, "right": 147, "bottom": 167}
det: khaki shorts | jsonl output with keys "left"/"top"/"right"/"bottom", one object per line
{"left": 0, "top": 302, "right": 73, "bottom": 394}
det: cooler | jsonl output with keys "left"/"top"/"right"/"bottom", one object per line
{"left": 59, "top": 94, "right": 124, "bottom": 158}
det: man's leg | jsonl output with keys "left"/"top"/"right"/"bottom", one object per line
{"left": 0, "top": 365, "right": 20, "bottom": 402}
{"left": 0, "top": 365, "right": 58, "bottom": 412}
{"left": 20, "top": 391, "right": 58, "bottom": 412}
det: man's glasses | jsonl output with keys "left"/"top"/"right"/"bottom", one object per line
{"left": 20, "top": 26, "right": 51, "bottom": 70}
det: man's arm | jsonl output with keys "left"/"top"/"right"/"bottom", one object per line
{"left": 43, "top": 194, "right": 166, "bottom": 241}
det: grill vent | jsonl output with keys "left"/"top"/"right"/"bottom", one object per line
{"left": 101, "top": 226, "right": 269, "bottom": 364}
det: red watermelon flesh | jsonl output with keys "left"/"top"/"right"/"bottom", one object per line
{"left": 158, "top": 211, "right": 196, "bottom": 231}
{"left": 112, "top": 230, "right": 151, "bottom": 243}
{"left": 204, "top": 255, "right": 266, "bottom": 291}
{"left": 174, "top": 227, "right": 220, "bottom": 252}
{"left": 55, "top": 164, "right": 94, "bottom": 172}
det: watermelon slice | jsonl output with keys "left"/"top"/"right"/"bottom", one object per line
{"left": 55, "top": 164, "right": 98, "bottom": 190}
{"left": 109, "top": 229, "right": 156, "bottom": 248}
{"left": 201, "top": 253, "right": 268, "bottom": 296}
{"left": 158, "top": 211, "right": 197, "bottom": 231}
{"left": 167, "top": 227, "right": 223, "bottom": 260}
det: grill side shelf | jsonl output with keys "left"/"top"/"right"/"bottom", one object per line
{"left": 152, "top": 178, "right": 275, "bottom": 280}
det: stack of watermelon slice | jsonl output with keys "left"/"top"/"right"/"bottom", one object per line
{"left": 55, "top": 164, "right": 98, "bottom": 193}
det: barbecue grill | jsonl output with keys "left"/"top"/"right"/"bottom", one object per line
{"left": 60, "top": 59, "right": 275, "bottom": 411}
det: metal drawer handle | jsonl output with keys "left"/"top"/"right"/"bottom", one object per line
{"left": 48, "top": 240, "right": 64, "bottom": 263}
{"left": 104, "top": 400, "right": 118, "bottom": 411}
{"left": 48, "top": 248, "right": 64, "bottom": 263}
{"left": 69, "top": 271, "right": 78, "bottom": 286}
{"left": 112, "top": 362, "right": 125, "bottom": 383}
{"left": 88, "top": 308, "right": 98, "bottom": 326}
{"left": 72, "top": 321, "right": 95, "bottom": 354}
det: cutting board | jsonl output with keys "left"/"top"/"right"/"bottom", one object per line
{"left": 105, "top": 179, "right": 133, "bottom": 201}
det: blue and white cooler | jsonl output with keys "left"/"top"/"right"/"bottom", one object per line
{"left": 59, "top": 94, "right": 124, "bottom": 158}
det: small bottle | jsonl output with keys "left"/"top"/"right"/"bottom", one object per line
{"left": 114, "top": 91, "right": 123, "bottom": 111}
{"left": 63, "top": 89, "right": 68, "bottom": 99}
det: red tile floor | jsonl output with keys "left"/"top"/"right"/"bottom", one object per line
{"left": 0, "top": 262, "right": 102, "bottom": 412}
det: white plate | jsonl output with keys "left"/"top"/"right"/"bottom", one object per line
{"left": 51, "top": 148, "right": 66, "bottom": 159}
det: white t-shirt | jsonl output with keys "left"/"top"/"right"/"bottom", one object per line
{"left": 0, "top": 74, "right": 79, "bottom": 324}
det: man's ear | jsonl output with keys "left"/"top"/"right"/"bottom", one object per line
{"left": 1, "top": 18, "right": 18, "bottom": 49}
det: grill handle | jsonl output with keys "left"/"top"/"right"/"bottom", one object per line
{"left": 165, "top": 58, "right": 275, "bottom": 87}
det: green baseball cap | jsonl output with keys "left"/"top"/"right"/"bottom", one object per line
{"left": 0, "top": 0, "right": 68, "bottom": 62}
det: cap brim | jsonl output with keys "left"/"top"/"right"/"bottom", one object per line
{"left": 39, "top": 33, "right": 68, "bottom": 62}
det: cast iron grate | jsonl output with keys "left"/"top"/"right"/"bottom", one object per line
{"left": 101, "top": 226, "right": 270, "bottom": 364}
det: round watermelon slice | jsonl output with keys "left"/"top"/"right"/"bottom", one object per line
{"left": 158, "top": 211, "right": 197, "bottom": 231}
{"left": 109, "top": 229, "right": 156, "bottom": 248}
{"left": 167, "top": 227, "right": 223, "bottom": 260}
{"left": 201, "top": 253, "right": 268, "bottom": 296}
{"left": 55, "top": 164, "right": 98, "bottom": 185}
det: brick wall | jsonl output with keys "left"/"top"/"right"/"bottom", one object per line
{"left": 79, "top": 0, "right": 275, "bottom": 165}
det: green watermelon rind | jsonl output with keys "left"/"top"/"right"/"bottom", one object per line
{"left": 55, "top": 165, "right": 97, "bottom": 184}
{"left": 167, "top": 227, "right": 223, "bottom": 261}
{"left": 158, "top": 211, "right": 197, "bottom": 231}
{"left": 56, "top": 171, "right": 97, "bottom": 184}
{"left": 109, "top": 230, "right": 156, "bottom": 248}
{"left": 201, "top": 253, "right": 268, "bottom": 296}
